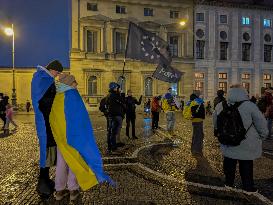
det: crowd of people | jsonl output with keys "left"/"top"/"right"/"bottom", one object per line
{"left": 99, "top": 82, "right": 271, "bottom": 194}
{"left": 1, "top": 60, "right": 271, "bottom": 199}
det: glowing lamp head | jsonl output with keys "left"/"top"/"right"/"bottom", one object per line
{"left": 4, "top": 27, "right": 14, "bottom": 36}
{"left": 179, "top": 21, "right": 186, "bottom": 26}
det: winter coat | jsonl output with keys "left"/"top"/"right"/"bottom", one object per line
{"left": 125, "top": 96, "right": 142, "bottom": 115}
{"left": 213, "top": 88, "right": 268, "bottom": 160}
{"left": 151, "top": 97, "right": 161, "bottom": 112}
{"left": 107, "top": 91, "right": 126, "bottom": 117}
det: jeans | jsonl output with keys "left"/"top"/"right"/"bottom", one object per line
{"left": 191, "top": 121, "right": 204, "bottom": 154}
{"left": 126, "top": 113, "right": 136, "bottom": 138}
{"left": 166, "top": 112, "right": 175, "bottom": 131}
{"left": 267, "top": 118, "right": 272, "bottom": 138}
{"left": 4, "top": 118, "right": 17, "bottom": 129}
{"left": 55, "top": 149, "right": 79, "bottom": 191}
{"left": 107, "top": 116, "right": 122, "bottom": 151}
{"left": 223, "top": 157, "right": 254, "bottom": 191}
{"left": 151, "top": 111, "right": 159, "bottom": 129}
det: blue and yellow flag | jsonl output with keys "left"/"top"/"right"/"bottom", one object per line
{"left": 31, "top": 66, "right": 54, "bottom": 168}
{"left": 49, "top": 88, "right": 112, "bottom": 190}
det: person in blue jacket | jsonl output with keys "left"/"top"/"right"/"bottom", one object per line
{"left": 31, "top": 60, "right": 63, "bottom": 197}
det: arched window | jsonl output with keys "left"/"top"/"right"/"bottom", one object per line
{"left": 118, "top": 76, "right": 126, "bottom": 92}
{"left": 88, "top": 76, "right": 97, "bottom": 95}
{"left": 145, "top": 77, "right": 153, "bottom": 96}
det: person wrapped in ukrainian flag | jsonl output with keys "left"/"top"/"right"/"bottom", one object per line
{"left": 49, "top": 73, "right": 112, "bottom": 201}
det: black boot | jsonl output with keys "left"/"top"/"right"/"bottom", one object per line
{"left": 37, "top": 167, "right": 54, "bottom": 198}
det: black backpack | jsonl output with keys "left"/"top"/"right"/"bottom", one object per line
{"left": 99, "top": 95, "right": 109, "bottom": 116}
{"left": 216, "top": 100, "right": 252, "bottom": 146}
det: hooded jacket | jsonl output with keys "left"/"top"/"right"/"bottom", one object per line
{"left": 213, "top": 88, "right": 268, "bottom": 160}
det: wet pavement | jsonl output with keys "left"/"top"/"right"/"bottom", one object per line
{"left": 0, "top": 112, "right": 272, "bottom": 205}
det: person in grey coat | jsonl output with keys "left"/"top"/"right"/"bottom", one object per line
{"left": 213, "top": 86, "right": 268, "bottom": 193}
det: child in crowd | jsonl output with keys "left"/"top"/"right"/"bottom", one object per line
{"left": 4, "top": 104, "right": 18, "bottom": 134}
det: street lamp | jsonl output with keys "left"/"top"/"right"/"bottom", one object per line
{"left": 4, "top": 24, "right": 17, "bottom": 107}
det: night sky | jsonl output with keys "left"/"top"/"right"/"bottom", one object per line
{"left": 0, "top": 0, "right": 70, "bottom": 68}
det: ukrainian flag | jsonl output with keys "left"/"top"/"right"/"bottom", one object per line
{"left": 49, "top": 88, "right": 112, "bottom": 190}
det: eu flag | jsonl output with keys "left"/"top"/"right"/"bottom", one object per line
{"left": 125, "top": 22, "right": 172, "bottom": 66}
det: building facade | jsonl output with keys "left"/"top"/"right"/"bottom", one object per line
{"left": 194, "top": 0, "right": 273, "bottom": 100}
{"left": 70, "top": 0, "right": 194, "bottom": 108}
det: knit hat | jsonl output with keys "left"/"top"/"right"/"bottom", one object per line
{"left": 109, "top": 82, "right": 120, "bottom": 90}
{"left": 59, "top": 73, "right": 77, "bottom": 86}
{"left": 46, "top": 60, "right": 63, "bottom": 72}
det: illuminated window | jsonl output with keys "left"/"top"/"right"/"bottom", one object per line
{"left": 195, "top": 73, "right": 205, "bottom": 79}
{"left": 264, "top": 74, "right": 271, "bottom": 80}
{"left": 265, "top": 83, "right": 271, "bottom": 88}
{"left": 169, "top": 36, "right": 179, "bottom": 57}
{"left": 241, "top": 73, "right": 250, "bottom": 79}
{"left": 242, "top": 82, "right": 250, "bottom": 92}
{"left": 264, "top": 19, "right": 272, "bottom": 28}
{"left": 219, "top": 82, "right": 227, "bottom": 93}
{"left": 195, "top": 81, "right": 204, "bottom": 92}
{"left": 170, "top": 83, "right": 178, "bottom": 96}
{"left": 242, "top": 16, "right": 250, "bottom": 25}
{"left": 219, "top": 73, "right": 227, "bottom": 79}
{"left": 144, "top": 77, "right": 153, "bottom": 96}
{"left": 118, "top": 76, "right": 126, "bottom": 92}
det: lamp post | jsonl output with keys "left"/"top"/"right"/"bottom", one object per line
{"left": 4, "top": 24, "right": 17, "bottom": 107}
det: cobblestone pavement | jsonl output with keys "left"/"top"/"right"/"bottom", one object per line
{"left": 0, "top": 112, "right": 272, "bottom": 205}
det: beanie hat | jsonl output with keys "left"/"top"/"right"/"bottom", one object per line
{"left": 46, "top": 60, "right": 63, "bottom": 72}
{"left": 59, "top": 73, "right": 76, "bottom": 86}
{"left": 109, "top": 82, "right": 120, "bottom": 90}
{"left": 165, "top": 93, "right": 172, "bottom": 99}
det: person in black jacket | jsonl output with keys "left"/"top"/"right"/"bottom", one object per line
{"left": 125, "top": 90, "right": 142, "bottom": 139}
{"left": 0, "top": 93, "right": 7, "bottom": 130}
{"left": 213, "top": 90, "right": 226, "bottom": 109}
{"left": 31, "top": 60, "right": 63, "bottom": 198}
{"left": 106, "top": 82, "right": 126, "bottom": 154}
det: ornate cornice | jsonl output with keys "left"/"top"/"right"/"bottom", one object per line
{"left": 195, "top": 0, "right": 273, "bottom": 11}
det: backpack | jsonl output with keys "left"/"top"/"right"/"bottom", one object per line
{"left": 99, "top": 95, "right": 109, "bottom": 116}
{"left": 216, "top": 100, "right": 252, "bottom": 146}
{"left": 257, "top": 96, "right": 267, "bottom": 113}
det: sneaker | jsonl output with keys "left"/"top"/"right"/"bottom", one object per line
{"left": 55, "top": 190, "right": 69, "bottom": 201}
{"left": 70, "top": 189, "right": 80, "bottom": 201}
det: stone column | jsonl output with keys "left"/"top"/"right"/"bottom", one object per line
{"left": 71, "top": 0, "right": 80, "bottom": 50}
{"left": 105, "top": 22, "right": 113, "bottom": 54}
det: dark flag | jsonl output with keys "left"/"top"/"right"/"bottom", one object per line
{"left": 125, "top": 22, "right": 172, "bottom": 66}
{"left": 153, "top": 64, "right": 182, "bottom": 83}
